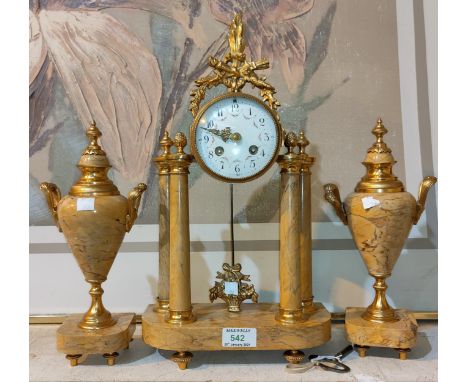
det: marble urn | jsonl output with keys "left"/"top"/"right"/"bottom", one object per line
{"left": 40, "top": 122, "right": 147, "bottom": 330}
{"left": 323, "top": 118, "right": 437, "bottom": 324}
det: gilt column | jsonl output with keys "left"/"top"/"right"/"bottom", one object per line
{"left": 166, "top": 132, "right": 195, "bottom": 324}
{"left": 297, "top": 131, "right": 315, "bottom": 311}
{"left": 153, "top": 132, "right": 172, "bottom": 313}
{"left": 276, "top": 132, "right": 305, "bottom": 324}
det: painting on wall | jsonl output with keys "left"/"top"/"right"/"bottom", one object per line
{"left": 30, "top": 0, "right": 405, "bottom": 226}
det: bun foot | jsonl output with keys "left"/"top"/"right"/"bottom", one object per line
{"left": 171, "top": 351, "right": 193, "bottom": 370}
{"left": 356, "top": 345, "right": 369, "bottom": 357}
{"left": 65, "top": 354, "right": 81, "bottom": 367}
{"left": 103, "top": 352, "right": 119, "bottom": 366}
{"left": 396, "top": 348, "right": 410, "bottom": 360}
{"left": 283, "top": 350, "right": 305, "bottom": 364}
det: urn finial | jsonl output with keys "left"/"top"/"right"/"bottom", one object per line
{"left": 369, "top": 118, "right": 391, "bottom": 154}
{"left": 174, "top": 132, "right": 188, "bottom": 154}
{"left": 83, "top": 121, "right": 106, "bottom": 157}
{"left": 284, "top": 132, "right": 298, "bottom": 154}
{"left": 70, "top": 121, "right": 119, "bottom": 197}
{"left": 297, "top": 131, "right": 309, "bottom": 155}
{"left": 160, "top": 131, "right": 173, "bottom": 156}
{"left": 355, "top": 118, "right": 404, "bottom": 193}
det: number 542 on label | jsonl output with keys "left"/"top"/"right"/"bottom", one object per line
{"left": 222, "top": 328, "right": 257, "bottom": 347}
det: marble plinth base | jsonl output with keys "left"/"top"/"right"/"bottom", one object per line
{"left": 345, "top": 307, "right": 418, "bottom": 359}
{"left": 142, "top": 303, "right": 330, "bottom": 368}
{"left": 56, "top": 313, "right": 135, "bottom": 366}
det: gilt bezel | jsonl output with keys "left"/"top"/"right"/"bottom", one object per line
{"left": 189, "top": 92, "right": 282, "bottom": 183}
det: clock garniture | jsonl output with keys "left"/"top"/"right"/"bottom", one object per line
{"left": 142, "top": 13, "right": 331, "bottom": 370}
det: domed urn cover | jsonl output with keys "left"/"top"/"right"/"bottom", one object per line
{"left": 40, "top": 122, "right": 147, "bottom": 330}
{"left": 324, "top": 119, "right": 437, "bottom": 323}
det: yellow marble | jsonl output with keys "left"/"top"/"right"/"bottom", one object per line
{"left": 58, "top": 195, "right": 128, "bottom": 282}
{"left": 142, "top": 303, "right": 330, "bottom": 351}
{"left": 345, "top": 307, "right": 417, "bottom": 350}
{"left": 56, "top": 313, "right": 135, "bottom": 356}
{"left": 345, "top": 192, "right": 416, "bottom": 277}
{"left": 157, "top": 172, "right": 170, "bottom": 311}
{"left": 279, "top": 173, "right": 302, "bottom": 318}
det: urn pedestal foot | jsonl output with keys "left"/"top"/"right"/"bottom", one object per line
{"left": 171, "top": 351, "right": 193, "bottom": 370}
{"left": 345, "top": 307, "right": 417, "bottom": 360}
{"left": 103, "top": 352, "right": 119, "bottom": 366}
{"left": 57, "top": 313, "right": 135, "bottom": 366}
{"left": 283, "top": 350, "right": 305, "bottom": 364}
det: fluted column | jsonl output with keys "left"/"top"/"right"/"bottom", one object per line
{"left": 276, "top": 132, "right": 305, "bottom": 324}
{"left": 153, "top": 132, "right": 172, "bottom": 313}
{"left": 166, "top": 132, "right": 195, "bottom": 324}
{"left": 297, "top": 131, "right": 315, "bottom": 310}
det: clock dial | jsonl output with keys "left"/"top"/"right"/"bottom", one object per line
{"left": 191, "top": 94, "right": 280, "bottom": 182}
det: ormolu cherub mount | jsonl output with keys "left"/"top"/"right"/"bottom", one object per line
{"left": 324, "top": 118, "right": 437, "bottom": 359}
{"left": 40, "top": 122, "right": 147, "bottom": 366}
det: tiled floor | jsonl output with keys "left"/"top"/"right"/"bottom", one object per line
{"left": 30, "top": 322, "right": 437, "bottom": 382}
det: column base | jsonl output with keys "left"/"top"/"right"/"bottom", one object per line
{"left": 165, "top": 309, "right": 196, "bottom": 325}
{"left": 275, "top": 308, "right": 306, "bottom": 325}
{"left": 302, "top": 298, "right": 315, "bottom": 312}
{"left": 154, "top": 298, "right": 170, "bottom": 313}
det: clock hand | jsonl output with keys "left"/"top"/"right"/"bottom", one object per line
{"left": 200, "top": 126, "right": 229, "bottom": 142}
{"left": 201, "top": 126, "right": 242, "bottom": 142}
{"left": 219, "top": 127, "right": 242, "bottom": 142}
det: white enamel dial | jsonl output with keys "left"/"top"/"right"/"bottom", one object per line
{"left": 191, "top": 94, "right": 280, "bottom": 182}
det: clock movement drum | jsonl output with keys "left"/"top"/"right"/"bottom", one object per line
{"left": 142, "top": 13, "right": 331, "bottom": 369}
{"left": 190, "top": 92, "right": 281, "bottom": 183}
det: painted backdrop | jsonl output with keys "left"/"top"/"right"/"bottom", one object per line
{"left": 30, "top": 0, "right": 405, "bottom": 225}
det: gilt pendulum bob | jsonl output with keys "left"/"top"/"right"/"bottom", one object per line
{"left": 40, "top": 122, "right": 147, "bottom": 366}
{"left": 141, "top": 13, "right": 331, "bottom": 370}
{"left": 323, "top": 118, "right": 437, "bottom": 360}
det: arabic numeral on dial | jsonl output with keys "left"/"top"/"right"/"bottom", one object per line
{"left": 203, "top": 135, "right": 209, "bottom": 143}
{"left": 263, "top": 132, "right": 270, "bottom": 141}
{"left": 250, "top": 160, "right": 256, "bottom": 168}
{"left": 259, "top": 117, "right": 265, "bottom": 126}
{"left": 207, "top": 120, "right": 214, "bottom": 128}
{"left": 208, "top": 151, "right": 214, "bottom": 159}
{"left": 217, "top": 109, "right": 223, "bottom": 117}
{"left": 220, "top": 161, "right": 224, "bottom": 170}
{"left": 232, "top": 99, "right": 239, "bottom": 112}
{"left": 261, "top": 149, "right": 265, "bottom": 157}
{"left": 235, "top": 164, "right": 240, "bottom": 173}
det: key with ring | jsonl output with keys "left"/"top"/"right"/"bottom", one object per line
{"left": 285, "top": 344, "right": 354, "bottom": 374}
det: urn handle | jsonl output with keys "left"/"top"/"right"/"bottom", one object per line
{"left": 126, "top": 183, "right": 147, "bottom": 232}
{"left": 39, "top": 182, "right": 62, "bottom": 232}
{"left": 414, "top": 176, "right": 437, "bottom": 224}
{"left": 323, "top": 184, "right": 348, "bottom": 225}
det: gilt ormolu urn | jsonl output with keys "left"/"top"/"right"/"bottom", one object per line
{"left": 324, "top": 118, "right": 437, "bottom": 325}
{"left": 40, "top": 122, "right": 147, "bottom": 331}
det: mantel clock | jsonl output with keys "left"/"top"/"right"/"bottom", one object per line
{"left": 142, "top": 13, "right": 331, "bottom": 370}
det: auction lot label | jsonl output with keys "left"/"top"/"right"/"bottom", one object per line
{"left": 222, "top": 328, "right": 257, "bottom": 347}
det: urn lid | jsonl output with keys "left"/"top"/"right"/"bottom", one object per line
{"left": 355, "top": 118, "right": 405, "bottom": 193}
{"left": 69, "top": 122, "right": 120, "bottom": 196}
